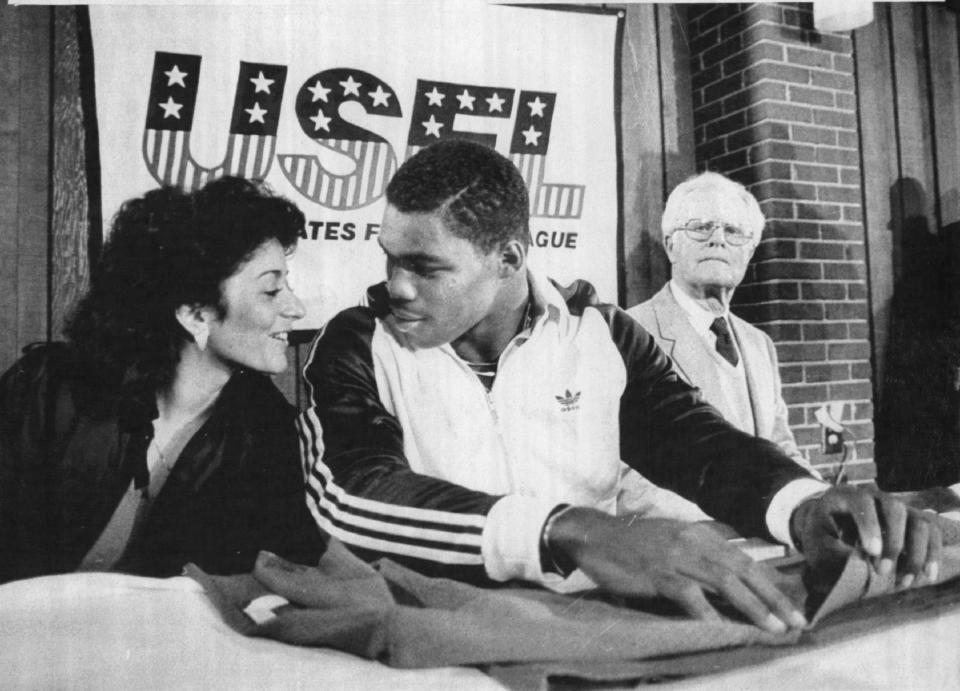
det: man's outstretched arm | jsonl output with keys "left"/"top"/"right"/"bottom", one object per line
{"left": 570, "top": 306, "right": 943, "bottom": 625}
{"left": 614, "top": 305, "right": 944, "bottom": 594}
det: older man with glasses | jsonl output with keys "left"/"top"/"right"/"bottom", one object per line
{"left": 622, "top": 172, "right": 819, "bottom": 520}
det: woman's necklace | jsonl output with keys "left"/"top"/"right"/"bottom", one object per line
{"left": 148, "top": 434, "right": 175, "bottom": 472}
{"left": 145, "top": 407, "right": 211, "bottom": 497}
{"left": 144, "top": 431, "right": 174, "bottom": 499}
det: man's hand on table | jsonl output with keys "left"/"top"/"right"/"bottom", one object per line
{"left": 545, "top": 507, "right": 808, "bottom": 634}
{"left": 789, "top": 485, "right": 943, "bottom": 590}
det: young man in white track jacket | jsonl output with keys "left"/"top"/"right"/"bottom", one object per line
{"left": 298, "top": 139, "right": 942, "bottom": 634}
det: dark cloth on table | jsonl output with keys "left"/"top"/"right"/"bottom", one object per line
{"left": 188, "top": 518, "right": 960, "bottom": 689}
{"left": 186, "top": 538, "right": 798, "bottom": 670}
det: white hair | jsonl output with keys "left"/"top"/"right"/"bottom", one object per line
{"left": 660, "top": 171, "right": 765, "bottom": 246}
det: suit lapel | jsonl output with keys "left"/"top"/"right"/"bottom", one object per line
{"left": 729, "top": 316, "right": 764, "bottom": 436}
{"left": 648, "top": 288, "right": 678, "bottom": 360}
{"left": 653, "top": 288, "right": 722, "bottom": 405}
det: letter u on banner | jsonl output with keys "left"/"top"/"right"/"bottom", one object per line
{"left": 142, "top": 52, "right": 287, "bottom": 189}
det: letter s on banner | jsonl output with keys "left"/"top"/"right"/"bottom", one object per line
{"left": 279, "top": 68, "right": 403, "bottom": 211}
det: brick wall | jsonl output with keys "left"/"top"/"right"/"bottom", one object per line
{"left": 686, "top": 2, "right": 874, "bottom": 483}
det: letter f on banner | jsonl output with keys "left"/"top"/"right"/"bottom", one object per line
{"left": 142, "top": 51, "right": 287, "bottom": 189}
{"left": 406, "top": 80, "right": 584, "bottom": 219}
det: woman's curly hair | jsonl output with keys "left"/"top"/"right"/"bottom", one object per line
{"left": 64, "top": 176, "right": 305, "bottom": 388}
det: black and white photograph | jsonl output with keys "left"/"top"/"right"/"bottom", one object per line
{"left": 2, "top": 1, "right": 960, "bottom": 688}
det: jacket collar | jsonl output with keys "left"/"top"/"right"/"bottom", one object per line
{"left": 115, "top": 367, "right": 254, "bottom": 489}
{"left": 668, "top": 279, "right": 731, "bottom": 337}
{"left": 646, "top": 285, "right": 704, "bottom": 383}
{"left": 528, "top": 270, "right": 568, "bottom": 330}
{"left": 116, "top": 368, "right": 159, "bottom": 489}
{"left": 364, "top": 269, "right": 588, "bottom": 344}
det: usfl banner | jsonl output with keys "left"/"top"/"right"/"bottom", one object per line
{"left": 89, "top": 2, "right": 622, "bottom": 329}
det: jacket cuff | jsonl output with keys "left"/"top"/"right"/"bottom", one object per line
{"left": 482, "top": 495, "right": 556, "bottom": 583}
{"left": 765, "top": 478, "right": 831, "bottom": 548}
{"left": 481, "top": 495, "right": 594, "bottom": 592}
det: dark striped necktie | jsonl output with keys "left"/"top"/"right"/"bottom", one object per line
{"left": 710, "top": 316, "right": 739, "bottom": 366}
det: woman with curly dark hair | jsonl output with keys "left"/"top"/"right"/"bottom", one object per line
{"left": 0, "top": 176, "right": 323, "bottom": 583}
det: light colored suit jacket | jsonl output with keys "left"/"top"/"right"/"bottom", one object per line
{"left": 617, "top": 285, "right": 817, "bottom": 520}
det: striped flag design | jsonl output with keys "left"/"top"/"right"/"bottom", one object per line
{"left": 407, "top": 79, "right": 514, "bottom": 149}
{"left": 511, "top": 152, "right": 585, "bottom": 219}
{"left": 278, "top": 140, "right": 396, "bottom": 210}
{"left": 279, "top": 68, "right": 402, "bottom": 210}
{"left": 141, "top": 52, "right": 286, "bottom": 189}
{"left": 509, "top": 90, "right": 584, "bottom": 219}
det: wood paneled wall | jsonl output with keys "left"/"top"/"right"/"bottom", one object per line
{"left": 857, "top": 3, "right": 960, "bottom": 488}
{"left": 859, "top": 3, "right": 960, "bottom": 397}
{"left": 1, "top": 5, "right": 694, "bottom": 407}
{"left": 620, "top": 4, "right": 695, "bottom": 308}
{"left": 52, "top": 8, "right": 94, "bottom": 341}
{"left": 0, "top": 6, "right": 51, "bottom": 370}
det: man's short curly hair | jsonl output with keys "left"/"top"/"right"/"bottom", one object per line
{"left": 386, "top": 139, "right": 531, "bottom": 253}
{"left": 64, "top": 176, "right": 305, "bottom": 387}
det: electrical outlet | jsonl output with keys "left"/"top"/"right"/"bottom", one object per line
{"left": 824, "top": 428, "right": 844, "bottom": 454}
{"left": 816, "top": 403, "right": 846, "bottom": 454}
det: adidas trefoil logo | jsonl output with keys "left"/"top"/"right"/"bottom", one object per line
{"left": 555, "top": 389, "right": 581, "bottom": 412}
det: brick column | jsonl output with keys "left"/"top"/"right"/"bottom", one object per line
{"left": 686, "top": 3, "right": 874, "bottom": 482}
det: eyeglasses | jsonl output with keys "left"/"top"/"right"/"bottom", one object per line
{"left": 671, "top": 219, "right": 754, "bottom": 246}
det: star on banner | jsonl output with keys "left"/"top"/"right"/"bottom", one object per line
{"left": 368, "top": 85, "right": 391, "bottom": 108}
{"left": 456, "top": 89, "right": 475, "bottom": 111}
{"left": 486, "top": 92, "right": 506, "bottom": 113}
{"left": 521, "top": 125, "right": 542, "bottom": 146}
{"left": 245, "top": 102, "right": 268, "bottom": 124}
{"left": 308, "top": 80, "right": 331, "bottom": 102}
{"left": 310, "top": 108, "right": 332, "bottom": 132}
{"left": 159, "top": 96, "right": 183, "bottom": 119}
{"left": 422, "top": 114, "right": 444, "bottom": 138}
{"left": 527, "top": 97, "right": 547, "bottom": 117}
{"left": 250, "top": 71, "right": 275, "bottom": 94}
{"left": 340, "top": 75, "right": 361, "bottom": 97}
{"left": 164, "top": 65, "right": 187, "bottom": 88}
{"left": 425, "top": 86, "right": 445, "bottom": 107}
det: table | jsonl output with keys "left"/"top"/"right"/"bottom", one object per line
{"left": 5, "top": 498, "right": 960, "bottom": 690}
{"left": 1, "top": 572, "right": 500, "bottom": 690}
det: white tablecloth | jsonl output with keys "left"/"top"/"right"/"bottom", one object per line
{"left": 1, "top": 572, "right": 501, "bottom": 690}
{"left": 5, "top": 571, "right": 960, "bottom": 690}
{"left": 669, "top": 613, "right": 960, "bottom": 690}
